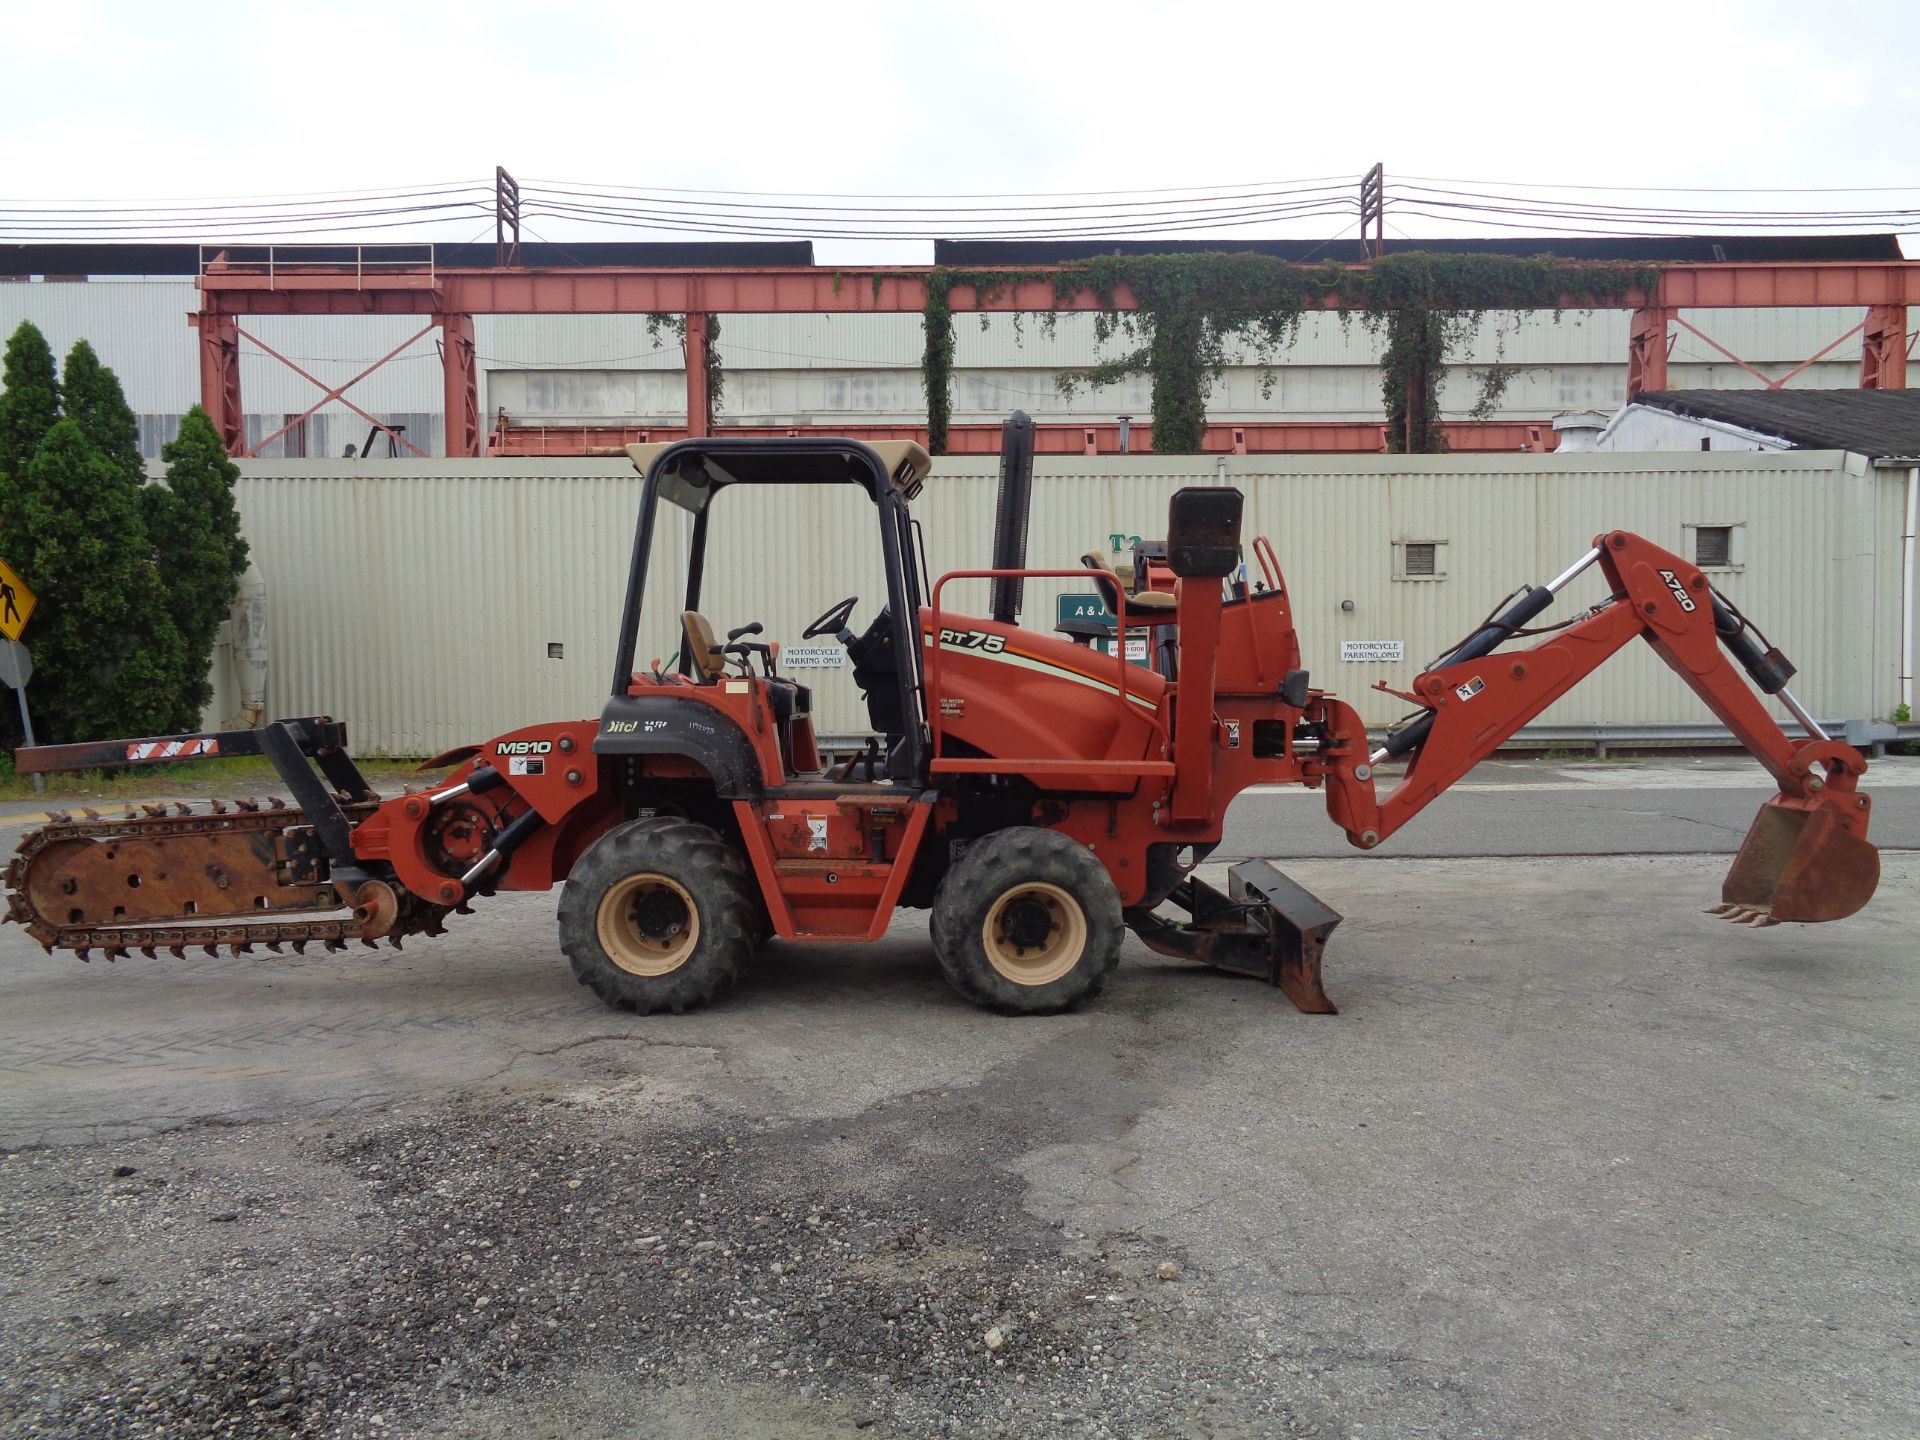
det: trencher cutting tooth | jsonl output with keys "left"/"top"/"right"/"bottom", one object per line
{"left": 209, "top": 800, "right": 229, "bottom": 815}
{"left": 173, "top": 802, "right": 192, "bottom": 816}
{"left": 268, "top": 796, "right": 287, "bottom": 810}
{"left": 235, "top": 796, "right": 260, "bottom": 812}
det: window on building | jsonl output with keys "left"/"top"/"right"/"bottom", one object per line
{"left": 1395, "top": 540, "right": 1446, "bottom": 580}
{"left": 1694, "top": 525, "right": 1733, "bottom": 568}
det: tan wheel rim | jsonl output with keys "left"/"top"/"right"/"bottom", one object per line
{"left": 982, "top": 881, "right": 1087, "bottom": 986}
{"left": 597, "top": 874, "right": 700, "bottom": 977}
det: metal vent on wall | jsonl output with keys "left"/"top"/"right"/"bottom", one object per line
{"left": 1695, "top": 526, "right": 1732, "bottom": 568}
{"left": 1404, "top": 542, "right": 1438, "bottom": 577}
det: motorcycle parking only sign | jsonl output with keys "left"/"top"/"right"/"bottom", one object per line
{"left": 1339, "top": 640, "right": 1405, "bottom": 662}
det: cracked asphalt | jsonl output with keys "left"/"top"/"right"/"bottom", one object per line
{"left": 1, "top": 758, "right": 1916, "bottom": 1438}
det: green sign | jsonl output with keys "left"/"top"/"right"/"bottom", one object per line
{"left": 1055, "top": 593, "right": 1151, "bottom": 667}
{"left": 1056, "top": 593, "right": 1115, "bottom": 631}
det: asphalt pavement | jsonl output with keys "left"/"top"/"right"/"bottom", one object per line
{"left": 1223, "top": 753, "right": 1920, "bottom": 859}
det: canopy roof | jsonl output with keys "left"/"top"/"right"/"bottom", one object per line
{"left": 625, "top": 437, "right": 933, "bottom": 513}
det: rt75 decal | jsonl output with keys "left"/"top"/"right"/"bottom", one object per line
{"left": 937, "top": 628, "right": 1006, "bottom": 653}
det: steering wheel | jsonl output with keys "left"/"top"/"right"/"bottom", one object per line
{"left": 803, "top": 595, "right": 859, "bottom": 639}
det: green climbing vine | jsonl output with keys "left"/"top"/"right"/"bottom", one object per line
{"left": 916, "top": 253, "right": 1657, "bottom": 455}
{"left": 920, "top": 267, "right": 1052, "bottom": 454}
{"left": 647, "top": 313, "right": 726, "bottom": 417}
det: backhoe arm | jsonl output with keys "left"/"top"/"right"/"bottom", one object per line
{"left": 1308, "top": 530, "right": 1878, "bottom": 925}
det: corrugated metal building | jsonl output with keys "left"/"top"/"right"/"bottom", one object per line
{"left": 206, "top": 450, "right": 1912, "bottom": 755}
{"left": 1, "top": 279, "right": 1886, "bottom": 455}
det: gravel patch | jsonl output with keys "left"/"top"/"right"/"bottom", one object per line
{"left": 0, "top": 1088, "right": 1333, "bottom": 1439}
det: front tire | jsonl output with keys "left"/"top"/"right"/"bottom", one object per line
{"left": 930, "top": 828, "right": 1122, "bottom": 1015}
{"left": 558, "top": 818, "right": 756, "bottom": 1014}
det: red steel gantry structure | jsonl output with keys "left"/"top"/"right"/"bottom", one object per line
{"left": 191, "top": 250, "right": 1918, "bottom": 459}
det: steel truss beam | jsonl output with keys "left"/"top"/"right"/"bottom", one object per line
{"left": 195, "top": 255, "right": 1920, "bottom": 458}
{"left": 488, "top": 419, "right": 1559, "bottom": 458}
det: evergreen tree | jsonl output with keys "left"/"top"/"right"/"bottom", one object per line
{"left": 60, "top": 339, "right": 145, "bottom": 481}
{"left": 0, "top": 321, "right": 61, "bottom": 513}
{"left": 0, "top": 419, "right": 178, "bottom": 740}
{"left": 149, "top": 407, "right": 250, "bottom": 731}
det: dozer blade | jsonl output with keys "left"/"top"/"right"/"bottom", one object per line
{"left": 1715, "top": 796, "right": 1879, "bottom": 925}
{"left": 1124, "top": 860, "right": 1342, "bottom": 1014}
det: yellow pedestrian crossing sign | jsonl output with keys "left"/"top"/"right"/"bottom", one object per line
{"left": 0, "top": 558, "right": 36, "bottom": 642}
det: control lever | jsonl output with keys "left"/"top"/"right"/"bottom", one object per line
{"left": 727, "top": 621, "right": 765, "bottom": 642}
{"left": 722, "top": 641, "right": 777, "bottom": 678}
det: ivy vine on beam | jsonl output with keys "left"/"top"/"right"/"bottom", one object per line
{"left": 917, "top": 253, "right": 1658, "bottom": 455}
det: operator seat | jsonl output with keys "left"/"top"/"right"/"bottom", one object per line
{"left": 1080, "top": 551, "right": 1179, "bottom": 627}
{"left": 681, "top": 611, "right": 727, "bottom": 682}
{"left": 1081, "top": 550, "right": 1180, "bottom": 679}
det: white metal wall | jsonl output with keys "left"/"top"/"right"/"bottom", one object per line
{"left": 226, "top": 450, "right": 1905, "bottom": 755}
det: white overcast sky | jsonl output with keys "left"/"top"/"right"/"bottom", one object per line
{"left": 4, "top": 0, "right": 1916, "bottom": 262}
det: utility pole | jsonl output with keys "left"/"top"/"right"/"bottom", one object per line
{"left": 495, "top": 166, "right": 522, "bottom": 267}
{"left": 1359, "top": 163, "right": 1385, "bottom": 260}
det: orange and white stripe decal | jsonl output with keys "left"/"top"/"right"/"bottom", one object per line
{"left": 125, "top": 738, "right": 220, "bottom": 762}
{"left": 924, "top": 633, "right": 1159, "bottom": 710}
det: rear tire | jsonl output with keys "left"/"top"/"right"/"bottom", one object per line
{"left": 558, "top": 818, "right": 756, "bottom": 1014}
{"left": 930, "top": 828, "right": 1122, "bottom": 1015}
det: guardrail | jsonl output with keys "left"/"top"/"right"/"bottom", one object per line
{"left": 198, "top": 243, "right": 436, "bottom": 290}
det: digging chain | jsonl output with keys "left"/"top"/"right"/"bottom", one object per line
{"left": 3, "top": 797, "right": 455, "bottom": 961}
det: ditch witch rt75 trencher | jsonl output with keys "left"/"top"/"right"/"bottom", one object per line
{"left": 6, "top": 432, "right": 1881, "bottom": 1016}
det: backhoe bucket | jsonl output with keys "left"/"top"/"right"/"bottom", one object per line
{"left": 1713, "top": 796, "right": 1880, "bottom": 926}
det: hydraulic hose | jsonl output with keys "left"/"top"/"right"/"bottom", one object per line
{"left": 1379, "top": 584, "right": 1557, "bottom": 759}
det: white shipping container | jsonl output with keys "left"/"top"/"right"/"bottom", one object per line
{"left": 218, "top": 450, "right": 1910, "bottom": 755}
